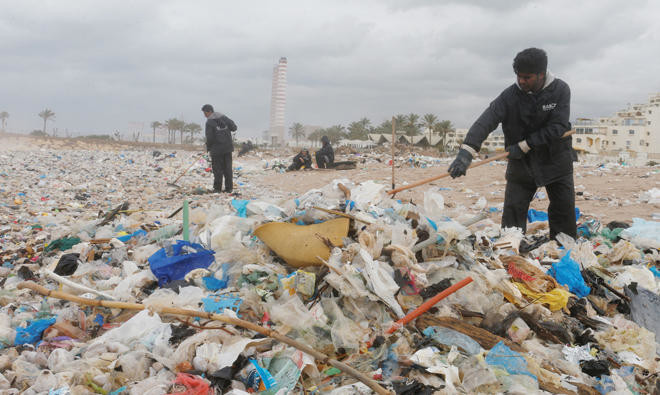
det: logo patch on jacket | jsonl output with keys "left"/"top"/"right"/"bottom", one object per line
{"left": 542, "top": 103, "right": 557, "bottom": 111}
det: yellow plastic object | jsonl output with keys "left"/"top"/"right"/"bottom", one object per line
{"left": 514, "top": 282, "right": 571, "bottom": 312}
{"left": 254, "top": 218, "right": 350, "bottom": 267}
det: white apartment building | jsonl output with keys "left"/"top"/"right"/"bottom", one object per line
{"left": 573, "top": 93, "right": 660, "bottom": 159}
{"left": 444, "top": 128, "right": 506, "bottom": 152}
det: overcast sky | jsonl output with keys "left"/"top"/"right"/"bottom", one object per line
{"left": 1, "top": 0, "right": 659, "bottom": 140}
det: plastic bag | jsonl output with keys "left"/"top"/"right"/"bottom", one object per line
{"left": 422, "top": 191, "right": 445, "bottom": 219}
{"left": 620, "top": 218, "right": 660, "bottom": 249}
{"left": 268, "top": 294, "right": 319, "bottom": 331}
{"left": 322, "top": 298, "right": 364, "bottom": 351}
{"left": 47, "top": 348, "right": 74, "bottom": 373}
{"left": 93, "top": 310, "right": 171, "bottom": 351}
{"left": 547, "top": 251, "right": 591, "bottom": 298}
{"left": 166, "top": 373, "right": 211, "bottom": 395}
{"left": 422, "top": 326, "right": 482, "bottom": 355}
{"left": 350, "top": 180, "right": 386, "bottom": 210}
{"left": 14, "top": 318, "right": 56, "bottom": 345}
{"left": 514, "top": 282, "right": 570, "bottom": 311}
{"left": 485, "top": 341, "right": 537, "bottom": 381}
{"left": 356, "top": 249, "right": 404, "bottom": 318}
{"left": 612, "top": 266, "right": 658, "bottom": 293}
{"left": 460, "top": 358, "right": 500, "bottom": 393}
{"left": 148, "top": 240, "right": 215, "bottom": 286}
{"left": 595, "top": 315, "right": 656, "bottom": 368}
{"left": 625, "top": 285, "right": 660, "bottom": 341}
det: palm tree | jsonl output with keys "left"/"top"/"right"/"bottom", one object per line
{"left": 38, "top": 109, "right": 55, "bottom": 135}
{"left": 376, "top": 119, "right": 393, "bottom": 134}
{"left": 165, "top": 118, "right": 180, "bottom": 144}
{"left": 435, "top": 120, "right": 455, "bottom": 152}
{"left": 394, "top": 114, "right": 406, "bottom": 133}
{"left": 307, "top": 129, "right": 322, "bottom": 147}
{"left": 422, "top": 113, "right": 438, "bottom": 145}
{"left": 405, "top": 113, "right": 420, "bottom": 137}
{"left": 347, "top": 117, "right": 372, "bottom": 140}
{"left": 173, "top": 119, "right": 186, "bottom": 144}
{"left": 184, "top": 122, "right": 202, "bottom": 144}
{"left": 150, "top": 121, "right": 161, "bottom": 143}
{"left": 289, "top": 122, "right": 305, "bottom": 146}
{"left": 325, "top": 124, "right": 346, "bottom": 144}
{"left": 0, "top": 111, "right": 8, "bottom": 131}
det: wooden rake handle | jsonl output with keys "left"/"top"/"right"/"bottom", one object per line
{"left": 387, "top": 131, "right": 574, "bottom": 195}
{"left": 388, "top": 152, "right": 508, "bottom": 195}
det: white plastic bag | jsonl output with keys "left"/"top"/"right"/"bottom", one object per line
{"left": 356, "top": 249, "right": 404, "bottom": 318}
{"left": 423, "top": 191, "right": 445, "bottom": 219}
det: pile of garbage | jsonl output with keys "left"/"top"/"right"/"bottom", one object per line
{"left": 1, "top": 148, "right": 660, "bottom": 394}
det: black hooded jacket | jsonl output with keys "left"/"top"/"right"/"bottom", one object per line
{"left": 462, "top": 73, "right": 573, "bottom": 186}
{"left": 317, "top": 137, "right": 334, "bottom": 163}
{"left": 205, "top": 112, "right": 237, "bottom": 155}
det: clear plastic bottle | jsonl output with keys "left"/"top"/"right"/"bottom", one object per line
{"left": 148, "top": 224, "right": 181, "bottom": 242}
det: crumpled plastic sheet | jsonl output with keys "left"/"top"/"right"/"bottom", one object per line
{"left": 625, "top": 285, "right": 660, "bottom": 342}
{"left": 620, "top": 218, "right": 660, "bottom": 249}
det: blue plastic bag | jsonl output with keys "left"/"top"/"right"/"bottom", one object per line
{"left": 547, "top": 250, "right": 591, "bottom": 298}
{"left": 528, "top": 207, "right": 581, "bottom": 223}
{"left": 14, "top": 317, "right": 56, "bottom": 345}
{"left": 231, "top": 199, "right": 250, "bottom": 218}
{"left": 116, "top": 229, "right": 147, "bottom": 242}
{"left": 485, "top": 341, "right": 537, "bottom": 381}
{"left": 148, "top": 240, "right": 215, "bottom": 286}
{"left": 203, "top": 263, "right": 230, "bottom": 291}
{"left": 202, "top": 294, "right": 242, "bottom": 316}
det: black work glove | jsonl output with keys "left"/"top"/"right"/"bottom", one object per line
{"left": 505, "top": 144, "right": 525, "bottom": 160}
{"left": 448, "top": 148, "right": 473, "bottom": 178}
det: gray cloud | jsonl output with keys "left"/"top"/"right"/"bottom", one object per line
{"left": 0, "top": 0, "right": 658, "bottom": 138}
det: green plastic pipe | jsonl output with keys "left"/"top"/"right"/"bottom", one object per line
{"left": 183, "top": 199, "right": 189, "bottom": 241}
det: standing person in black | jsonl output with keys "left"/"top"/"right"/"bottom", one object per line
{"left": 315, "top": 135, "right": 334, "bottom": 169}
{"left": 202, "top": 104, "right": 237, "bottom": 193}
{"left": 447, "top": 48, "right": 577, "bottom": 240}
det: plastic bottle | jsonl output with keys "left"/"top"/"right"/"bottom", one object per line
{"left": 148, "top": 224, "right": 181, "bottom": 242}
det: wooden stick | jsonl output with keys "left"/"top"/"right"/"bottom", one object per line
{"left": 42, "top": 270, "right": 117, "bottom": 300}
{"left": 17, "top": 281, "right": 392, "bottom": 395}
{"left": 387, "top": 131, "right": 574, "bottom": 195}
{"left": 337, "top": 182, "right": 351, "bottom": 200}
{"left": 388, "top": 152, "right": 508, "bottom": 195}
{"left": 311, "top": 206, "right": 373, "bottom": 225}
{"left": 391, "top": 116, "right": 396, "bottom": 190}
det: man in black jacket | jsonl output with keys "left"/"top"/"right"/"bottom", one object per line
{"left": 203, "top": 104, "right": 237, "bottom": 193}
{"left": 287, "top": 148, "right": 313, "bottom": 171}
{"left": 448, "top": 48, "right": 576, "bottom": 239}
{"left": 315, "top": 135, "right": 334, "bottom": 169}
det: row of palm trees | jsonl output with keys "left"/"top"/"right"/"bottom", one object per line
{"left": 0, "top": 109, "right": 204, "bottom": 145}
{"left": 0, "top": 109, "right": 56, "bottom": 136}
{"left": 150, "top": 119, "right": 202, "bottom": 144}
{"left": 289, "top": 113, "right": 455, "bottom": 150}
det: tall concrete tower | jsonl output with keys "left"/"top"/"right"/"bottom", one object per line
{"left": 269, "top": 57, "right": 287, "bottom": 146}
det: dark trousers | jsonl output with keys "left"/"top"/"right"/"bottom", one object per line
{"left": 211, "top": 152, "right": 233, "bottom": 192}
{"left": 315, "top": 152, "right": 330, "bottom": 169}
{"left": 502, "top": 171, "right": 576, "bottom": 240}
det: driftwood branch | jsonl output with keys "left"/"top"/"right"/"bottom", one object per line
{"left": 17, "top": 281, "right": 391, "bottom": 395}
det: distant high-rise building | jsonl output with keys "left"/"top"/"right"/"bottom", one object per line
{"left": 269, "top": 57, "right": 288, "bottom": 146}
